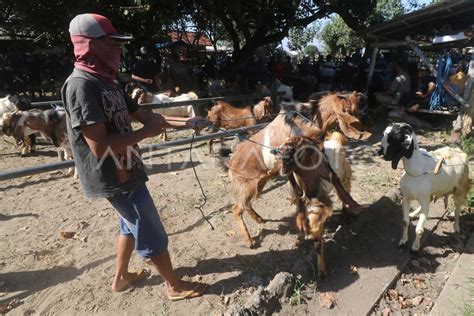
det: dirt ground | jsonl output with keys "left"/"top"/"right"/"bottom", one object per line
{"left": 0, "top": 119, "right": 472, "bottom": 315}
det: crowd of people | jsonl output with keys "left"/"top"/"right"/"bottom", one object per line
{"left": 371, "top": 49, "right": 470, "bottom": 115}
{"left": 0, "top": 37, "right": 471, "bottom": 113}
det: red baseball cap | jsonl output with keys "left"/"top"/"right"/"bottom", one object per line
{"left": 69, "top": 13, "right": 133, "bottom": 41}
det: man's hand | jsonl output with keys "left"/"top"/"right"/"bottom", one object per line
{"left": 145, "top": 79, "right": 153, "bottom": 84}
{"left": 415, "top": 91, "right": 424, "bottom": 97}
{"left": 142, "top": 113, "right": 166, "bottom": 137}
{"left": 186, "top": 116, "right": 210, "bottom": 132}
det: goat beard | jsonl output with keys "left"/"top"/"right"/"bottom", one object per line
{"left": 391, "top": 152, "right": 404, "bottom": 170}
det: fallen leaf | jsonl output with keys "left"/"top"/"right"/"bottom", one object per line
{"left": 223, "top": 296, "right": 231, "bottom": 305}
{"left": 400, "top": 278, "right": 411, "bottom": 285}
{"left": 77, "top": 220, "right": 89, "bottom": 230}
{"left": 59, "top": 230, "right": 76, "bottom": 239}
{"left": 349, "top": 265, "right": 358, "bottom": 274}
{"left": 319, "top": 292, "right": 337, "bottom": 309}
{"left": 413, "top": 277, "right": 427, "bottom": 289}
{"left": 0, "top": 299, "right": 23, "bottom": 314}
{"left": 72, "top": 233, "right": 88, "bottom": 242}
{"left": 422, "top": 297, "right": 433, "bottom": 308}
{"left": 400, "top": 298, "right": 409, "bottom": 309}
{"left": 411, "top": 296, "right": 423, "bottom": 306}
{"left": 98, "top": 211, "right": 109, "bottom": 217}
{"left": 226, "top": 230, "right": 236, "bottom": 237}
{"left": 382, "top": 307, "right": 391, "bottom": 316}
{"left": 388, "top": 289, "right": 399, "bottom": 301}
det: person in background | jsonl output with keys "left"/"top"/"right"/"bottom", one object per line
{"left": 62, "top": 13, "right": 209, "bottom": 300}
{"left": 448, "top": 63, "right": 467, "bottom": 96}
{"left": 269, "top": 54, "right": 285, "bottom": 81}
{"left": 375, "top": 61, "right": 411, "bottom": 107}
{"left": 131, "top": 46, "right": 161, "bottom": 93}
{"left": 318, "top": 54, "right": 336, "bottom": 91}
{"left": 408, "top": 65, "right": 436, "bottom": 112}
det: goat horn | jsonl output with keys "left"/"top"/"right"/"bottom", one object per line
{"left": 434, "top": 158, "right": 445, "bottom": 175}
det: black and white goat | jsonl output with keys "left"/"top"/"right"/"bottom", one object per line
{"left": 378, "top": 123, "right": 470, "bottom": 252}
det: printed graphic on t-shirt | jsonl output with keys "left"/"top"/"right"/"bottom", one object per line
{"left": 100, "top": 89, "right": 144, "bottom": 184}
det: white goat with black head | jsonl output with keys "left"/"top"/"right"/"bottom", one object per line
{"left": 378, "top": 123, "right": 470, "bottom": 253}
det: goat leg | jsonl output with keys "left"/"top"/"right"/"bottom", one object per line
{"left": 328, "top": 167, "right": 364, "bottom": 214}
{"left": 315, "top": 238, "right": 327, "bottom": 279}
{"left": 288, "top": 173, "right": 306, "bottom": 246}
{"left": 207, "top": 138, "right": 214, "bottom": 155}
{"left": 232, "top": 204, "right": 256, "bottom": 248}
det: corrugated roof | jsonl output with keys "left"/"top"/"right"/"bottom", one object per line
{"left": 362, "top": 0, "right": 474, "bottom": 42}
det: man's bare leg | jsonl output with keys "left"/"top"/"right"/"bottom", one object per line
{"left": 145, "top": 250, "right": 207, "bottom": 297}
{"left": 112, "top": 234, "right": 140, "bottom": 292}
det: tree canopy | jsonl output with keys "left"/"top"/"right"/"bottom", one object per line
{"left": 317, "top": 0, "right": 431, "bottom": 56}
{"left": 288, "top": 25, "right": 318, "bottom": 54}
{"left": 0, "top": 0, "right": 380, "bottom": 73}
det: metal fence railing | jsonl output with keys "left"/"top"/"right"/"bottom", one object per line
{"left": 1, "top": 91, "right": 280, "bottom": 181}
{"left": 0, "top": 123, "right": 268, "bottom": 182}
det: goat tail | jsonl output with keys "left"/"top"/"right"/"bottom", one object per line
{"left": 326, "top": 131, "right": 348, "bottom": 145}
{"left": 212, "top": 151, "right": 230, "bottom": 174}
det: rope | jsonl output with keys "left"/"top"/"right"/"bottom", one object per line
{"left": 189, "top": 131, "right": 215, "bottom": 230}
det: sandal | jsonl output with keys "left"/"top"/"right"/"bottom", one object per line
{"left": 167, "top": 282, "right": 209, "bottom": 302}
{"left": 112, "top": 268, "right": 151, "bottom": 292}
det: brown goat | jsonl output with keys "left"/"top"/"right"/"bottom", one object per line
{"left": 227, "top": 91, "right": 371, "bottom": 247}
{"left": 277, "top": 136, "right": 336, "bottom": 278}
{"left": 207, "top": 97, "right": 273, "bottom": 154}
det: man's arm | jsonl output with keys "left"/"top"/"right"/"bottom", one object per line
{"left": 131, "top": 74, "right": 153, "bottom": 85}
{"left": 131, "top": 107, "right": 209, "bottom": 130}
{"left": 81, "top": 112, "right": 164, "bottom": 157}
{"left": 416, "top": 81, "right": 436, "bottom": 98}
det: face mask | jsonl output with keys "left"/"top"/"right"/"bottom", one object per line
{"left": 71, "top": 36, "right": 121, "bottom": 85}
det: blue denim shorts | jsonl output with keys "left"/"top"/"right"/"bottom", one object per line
{"left": 106, "top": 183, "right": 168, "bottom": 258}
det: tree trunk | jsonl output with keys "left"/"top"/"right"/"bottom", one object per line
{"left": 452, "top": 59, "right": 474, "bottom": 140}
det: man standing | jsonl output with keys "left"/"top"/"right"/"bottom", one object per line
{"left": 131, "top": 46, "right": 161, "bottom": 92}
{"left": 62, "top": 13, "right": 209, "bottom": 300}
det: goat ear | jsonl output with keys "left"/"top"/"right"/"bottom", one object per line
{"left": 336, "top": 93, "right": 350, "bottom": 100}
{"left": 336, "top": 111, "right": 371, "bottom": 140}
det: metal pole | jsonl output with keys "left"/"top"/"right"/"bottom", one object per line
{"left": 364, "top": 47, "right": 379, "bottom": 98}
{"left": 29, "top": 92, "right": 279, "bottom": 110}
{"left": 0, "top": 123, "right": 268, "bottom": 182}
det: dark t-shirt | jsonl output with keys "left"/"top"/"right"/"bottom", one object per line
{"left": 132, "top": 57, "right": 161, "bottom": 92}
{"left": 61, "top": 69, "right": 148, "bottom": 198}
{"left": 417, "top": 75, "right": 436, "bottom": 94}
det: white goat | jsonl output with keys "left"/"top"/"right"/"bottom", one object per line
{"left": 0, "top": 95, "right": 17, "bottom": 129}
{"left": 131, "top": 89, "right": 197, "bottom": 117}
{"left": 379, "top": 123, "right": 470, "bottom": 252}
{"left": 256, "top": 80, "right": 294, "bottom": 102}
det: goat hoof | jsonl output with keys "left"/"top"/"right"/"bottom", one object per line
{"left": 255, "top": 217, "right": 265, "bottom": 224}
{"left": 247, "top": 239, "right": 257, "bottom": 248}
{"left": 294, "top": 239, "right": 303, "bottom": 248}
{"left": 398, "top": 241, "right": 408, "bottom": 249}
{"left": 409, "top": 248, "right": 419, "bottom": 256}
{"left": 318, "top": 270, "right": 327, "bottom": 279}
